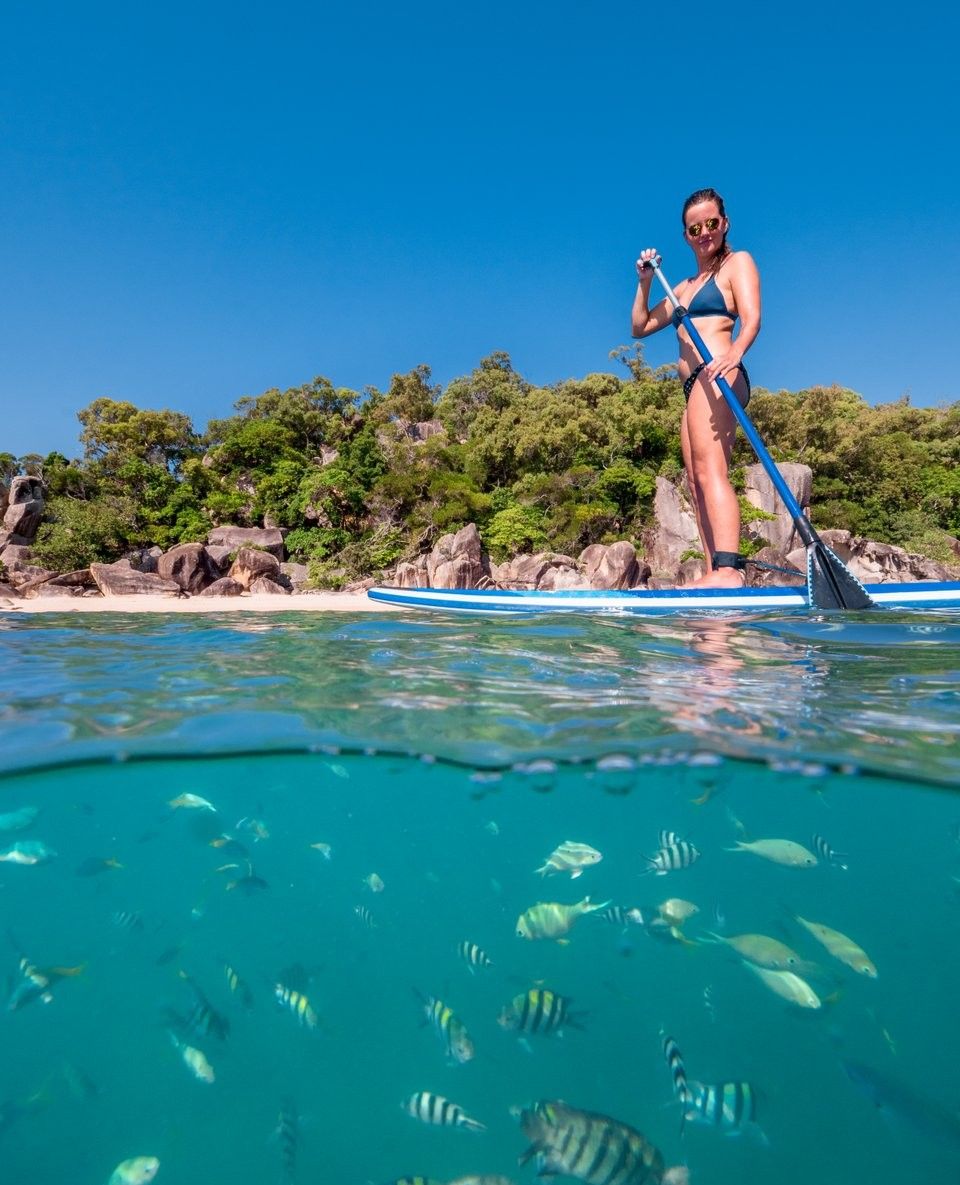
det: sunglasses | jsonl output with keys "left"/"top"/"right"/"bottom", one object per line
{"left": 686, "top": 217, "right": 722, "bottom": 238}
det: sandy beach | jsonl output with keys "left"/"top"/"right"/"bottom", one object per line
{"left": 1, "top": 591, "right": 395, "bottom": 614}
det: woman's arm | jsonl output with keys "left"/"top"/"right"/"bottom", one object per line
{"left": 631, "top": 250, "right": 676, "bottom": 338}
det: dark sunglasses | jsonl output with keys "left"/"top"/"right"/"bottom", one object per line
{"left": 686, "top": 217, "right": 722, "bottom": 238}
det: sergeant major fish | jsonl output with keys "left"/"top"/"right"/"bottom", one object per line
{"left": 535, "top": 841, "right": 602, "bottom": 879}
{"left": 644, "top": 841, "right": 700, "bottom": 875}
{"left": 275, "top": 983, "right": 318, "bottom": 1029}
{"left": 402, "top": 1091, "right": 485, "bottom": 1132}
{"left": 516, "top": 896, "right": 609, "bottom": 942}
{"left": 498, "top": 988, "right": 584, "bottom": 1036}
{"left": 812, "top": 833, "right": 848, "bottom": 870}
{"left": 684, "top": 1080, "right": 765, "bottom": 1141}
{"left": 419, "top": 994, "right": 475, "bottom": 1064}
{"left": 457, "top": 940, "right": 493, "bottom": 973}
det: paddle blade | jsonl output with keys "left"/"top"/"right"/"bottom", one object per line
{"left": 806, "top": 544, "right": 875, "bottom": 610}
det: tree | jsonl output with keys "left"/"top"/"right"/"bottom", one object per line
{"left": 78, "top": 399, "right": 200, "bottom": 475}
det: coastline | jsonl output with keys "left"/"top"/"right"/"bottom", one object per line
{"left": 1, "top": 591, "right": 394, "bottom": 614}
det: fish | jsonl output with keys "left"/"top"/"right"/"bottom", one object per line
{"left": 596, "top": 904, "right": 647, "bottom": 928}
{"left": 498, "top": 988, "right": 584, "bottom": 1036}
{"left": 275, "top": 983, "right": 318, "bottom": 1029}
{"left": 309, "top": 842, "right": 333, "bottom": 859}
{"left": 363, "top": 872, "right": 385, "bottom": 893}
{"left": 726, "top": 839, "right": 817, "bottom": 867}
{"left": 661, "top": 1032, "right": 691, "bottom": 1111}
{"left": 223, "top": 962, "right": 254, "bottom": 1009}
{"left": 6, "top": 957, "right": 85, "bottom": 1011}
{"left": 657, "top": 898, "right": 699, "bottom": 926}
{"left": 702, "top": 931, "right": 806, "bottom": 970}
{"left": 169, "top": 1032, "right": 214, "bottom": 1083}
{"left": 402, "top": 1091, "right": 485, "bottom": 1132}
{"left": 209, "top": 835, "right": 250, "bottom": 858}
{"left": 840, "top": 1057, "right": 960, "bottom": 1154}
{"left": 811, "top": 833, "right": 848, "bottom": 870}
{"left": 447, "top": 1178, "right": 516, "bottom": 1185}
{"left": 684, "top": 1080, "right": 764, "bottom": 1140}
{"left": 0, "top": 840, "right": 56, "bottom": 865}
{"left": 0, "top": 806, "right": 39, "bottom": 832}
{"left": 703, "top": 984, "right": 716, "bottom": 1023}
{"left": 75, "top": 856, "right": 123, "bottom": 877}
{"left": 274, "top": 1095, "right": 299, "bottom": 1183}
{"left": 168, "top": 793, "right": 216, "bottom": 811}
{"left": 513, "top": 1099, "right": 688, "bottom": 1185}
{"left": 657, "top": 829, "right": 684, "bottom": 848}
{"left": 515, "top": 896, "right": 609, "bottom": 941}
{"left": 535, "top": 840, "right": 602, "bottom": 879}
{"left": 742, "top": 961, "right": 821, "bottom": 1009}
{"left": 644, "top": 841, "right": 700, "bottom": 875}
{"left": 792, "top": 914, "right": 877, "bottom": 978}
{"left": 235, "top": 816, "right": 270, "bottom": 841}
{"left": 420, "top": 994, "right": 475, "bottom": 1064}
{"left": 354, "top": 904, "right": 376, "bottom": 928}
{"left": 172, "top": 970, "right": 230, "bottom": 1041}
{"left": 61, "top": 1060, "right": 101, "bottom": 1101}
{"left": 484, "top": 821, "right": 500, "bottom": 836}
{"left": 221, "top": 861, "right": 269, "bottom": 894}
{"left": 457, "top": 940, "right": 493, "bottom": 973}
{"left": 106, "top": 1156, "right": 160, "bottom": 1185}
{"left": 381, "top": 1179, "right": 443, "bottom": 1185}
{"left": 111, "top": 910, "right": 145, "bottom": 933}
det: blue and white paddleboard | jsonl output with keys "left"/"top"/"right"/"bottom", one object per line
{"left": 368, "top": 581, "right": 960, "bottom": 615}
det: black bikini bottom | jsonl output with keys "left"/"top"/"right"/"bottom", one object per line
{"left": 683, "top": 361, "right": 751, "bottom": 407}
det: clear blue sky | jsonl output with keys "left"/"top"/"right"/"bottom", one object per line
{"left": 1, "top": 1, "right": 955, "bottom": 459}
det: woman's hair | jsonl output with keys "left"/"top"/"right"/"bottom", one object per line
{"left": 682, "top": 187, "right": 731, "bottom": 273}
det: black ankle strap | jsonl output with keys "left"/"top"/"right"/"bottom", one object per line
{"left": 711, "top": 551, "right": 747, "bottom": 571}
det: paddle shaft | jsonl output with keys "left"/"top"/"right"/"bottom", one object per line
{"left": 648, "top": 259, "right": 816, "bottom": 549}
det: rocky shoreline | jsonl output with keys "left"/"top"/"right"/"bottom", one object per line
{"left": 2, "top": 465, "right": 959, "bottom": 606}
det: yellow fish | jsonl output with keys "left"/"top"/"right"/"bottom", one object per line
{"left": 657, "top": 899, "right": 699, "bottom": 926}
{"left": 793, "top": 914, "right": 878, "bottom": 978}
{"left": 705, "top": 932, "right": 805, "bottom": 970}
{"left": 726, "top": 839, "right": 817, "bottom": 867}
{"left": 167, "top": 793, "right": 216, "bottom": 812}
{"left": 742, "top": 961, "right": 821, "bottom": 1009}
{"left": 169, "top": 1034, "right": 215, "bottom": 1083}
{"left": 107, "top": 1156, "right": 160, "bottom": 1185}
{"left": 363, "top": 872, "right": 385, "bottom": 893}
{"left": 515, "top": 896, "right": 609, "bottom": 942}
{"left": 310, "top": 842, "right": 333, "bottom": 859}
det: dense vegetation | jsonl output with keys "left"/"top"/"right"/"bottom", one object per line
{"left": 4, "top": 349, "right": 959, "bottom": 586}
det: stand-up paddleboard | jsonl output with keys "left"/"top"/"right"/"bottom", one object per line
{"left": 368, "top": 582, "right": 960, "bottom": 615}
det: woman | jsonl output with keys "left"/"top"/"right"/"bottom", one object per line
{"left": 632, "top": 188, "right": 761, "bottom": 588}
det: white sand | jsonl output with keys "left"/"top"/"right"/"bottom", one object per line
{"left": 2, "top": 591, "right": 397, "bottom": 614}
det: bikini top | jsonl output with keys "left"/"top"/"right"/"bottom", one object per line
{"left": 673, "top": 274, "right": 737, "bottom": 327}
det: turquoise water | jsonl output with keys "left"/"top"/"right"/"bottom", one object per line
{"left": 1, "top": 608, "right": 959, "bottom": 1185}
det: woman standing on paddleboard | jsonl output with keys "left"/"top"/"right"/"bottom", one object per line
{"left": 631, "top": 188, "right": 761, "bottom": 588}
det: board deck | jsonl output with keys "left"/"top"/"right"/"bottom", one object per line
{"left": 368, "top": 581, "right": 960, "bottom": 615}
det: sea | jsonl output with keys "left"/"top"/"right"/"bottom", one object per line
{"left": 1, "top": 605, "right": 959, "bottom": 1185}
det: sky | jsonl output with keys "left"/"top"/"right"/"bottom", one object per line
{"left": 1, "top": 1, "right": 956, "bottom": 459}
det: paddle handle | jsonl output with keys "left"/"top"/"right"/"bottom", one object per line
{"left": 648, "top": 259, "right": 816, "bottom": 549}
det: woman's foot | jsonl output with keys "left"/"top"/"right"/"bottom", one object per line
{"left": 685, "top": 568, "right": 746, "bottom": 589}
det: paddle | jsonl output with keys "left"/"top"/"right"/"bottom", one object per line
{"left": 647, "top": 258, "right": 875, "bottom": 611}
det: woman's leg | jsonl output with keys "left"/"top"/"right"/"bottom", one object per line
{"left": 683, "top": 369, "right": 747, "bottom": 588}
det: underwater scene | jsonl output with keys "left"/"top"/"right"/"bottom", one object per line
{"left": 1, "top": 608, "right": 959, "bottom": 1185}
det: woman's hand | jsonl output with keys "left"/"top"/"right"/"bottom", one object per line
{"left": 704, "top": 348, "right": 743, "bottom": 383}
{"left": 636, "top": 249, "right": 661, "bottom": 280}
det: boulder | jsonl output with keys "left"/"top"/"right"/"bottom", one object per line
{"left": 280, "top": 562, "right": 310, "bottom": 592}
{"left": 18, "top": 569, "right": 95, "bottom": 597}
{"left": 249, "top": 575, "right": 290, "bottom": 595}
{"left": 5, "top": 563, "right": 57, "bottom": 590}
{"left": 22, "top": 582, "right": 83, "bottom": 599}
{"left": 394, "top": 557, "right": 430, "bottom": 588}
{"left": 743, "top": 462, "right": 812, "bottom": 554}
{"left": 646, "top": 477, "right": 700, "bottom": 576}
{"left": 228, "top": 547, "right": 282, "bottom": 590}
{"left": 580, "top": 541, "right": 646, "bottom": 589}
{"left": 157, "top": 543, "right": 217, "bottom": 593}
{"left": 89, "top": 563, "right": 182, "bottom": 597}
{"left": 2, "top": 476, "right": 44, "bottom": 542}
{"left": 743, "top": 546, "right": 804, "bottom": 588}
{"left": 207, "top": 527, "right": 285, "bottom": 560}
{"left": 791, "top": 530, "right": 960, "bottom": 584}
{"left": 197, "top": 577, "right": 245, "bottom": 597}
{"left": 205, "top": 544, "right": 235, "bottom": 574}
{"left": 123, "top": 546, "right": 163, "bottom": 573}
{"left": 0, "top": 544, "right": 35, "bottom": 568}
{"left": 426, "top": 523, "right": 491, "bottom": 589}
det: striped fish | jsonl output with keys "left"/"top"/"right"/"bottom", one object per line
{"left": 685, "top": 1080, "right": 759, "bottom": 1136}
{"left": 420, "top": 994, "right": 474, "bottom": 1063}
{"left": 173, "top": 969, "right": 230, "bottom": 1041}
{"left": 274, "top": 983, "right": 318, "bottom": 1029}
{"left": 402, "top": 1091, "right": 485, "bottom": 1132}
{"left": 498, "top": 987, "right": 584, "bottom": 1036}
{"left": 514, "top": 1099, "right": 687, "bottom": 1185}
{"left": 645, "top": 841, "right": 700, "bottom": 876}
{"left": 274, "top": 1095, "right": 299, "bottom": 1182}
{"left": 383, "top": 1178, "right": 444, "bottom": 1185}
{"left": 223, "top": 962, "right": 254, "bottom": 1009}
{"left": 812, "top": 834, "right": 848, "bottom": 870}
{"left": 658, "top": 830, "right": 683, "bottom": 848}
{"left": 661, "top": 1031, "right": 691, "bottom": 1108}
{"left": 354, "top": 904, "right": 376, "bottom": 928}
{"left": 456, "top": 940, "right": 493, "bottom": 973}
{"left": 596, "top": 904, "right": 646, "bottom": 927}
